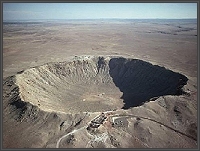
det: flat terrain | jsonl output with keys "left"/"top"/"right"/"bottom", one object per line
{"left": 3, "top": 19, "right": 197, "bottom": 78}
{"left": 3, "top": 19, "right": 198, "bottom": 148}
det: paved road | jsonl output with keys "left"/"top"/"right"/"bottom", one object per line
{"left": 56, "top": 111, "right": 196, "bottom": 148}
{"left": 56, "top": 126, "right": 87, "bottom": 148}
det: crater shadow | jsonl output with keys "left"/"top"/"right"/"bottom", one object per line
{"left": 108, "top": 57, "right": 188, "bottom": 109}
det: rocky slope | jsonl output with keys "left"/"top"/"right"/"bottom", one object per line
{"left": 3, "top": 56, "right": 197, "bottom": 148}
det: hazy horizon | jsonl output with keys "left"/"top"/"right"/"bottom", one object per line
{"left": 3, "top": 3, "right": 197, "bottom": 21}
{"left": 3, "top": 18, "right": 197, "bottom": 23}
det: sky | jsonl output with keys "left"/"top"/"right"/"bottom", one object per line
{"left": 3, "top": 3, "right": 197, "bottom": 21}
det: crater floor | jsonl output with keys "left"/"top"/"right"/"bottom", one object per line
{"left": 15, "top": 56, "right": 188, "bottom": 113}
{"left": 3, "top": 56, "right": 197, "bottom": 148}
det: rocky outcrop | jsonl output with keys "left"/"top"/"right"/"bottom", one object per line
{"left": 3, "top": 56, "right": 196, "bottom": 148}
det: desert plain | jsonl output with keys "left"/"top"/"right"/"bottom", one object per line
{"left": 2, "top": 19, "right": 198, "bottom": 148}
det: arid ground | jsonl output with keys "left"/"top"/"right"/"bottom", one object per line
{"left": 3, "top": 19, "right": 198, "bottom": 148}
